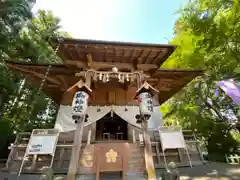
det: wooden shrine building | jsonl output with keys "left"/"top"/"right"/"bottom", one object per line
{"left": 4, "top": 38, "right": 204, "bottom": 180}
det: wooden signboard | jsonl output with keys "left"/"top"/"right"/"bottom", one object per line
{"left": 78, "top": 144, "right": 95, "bottom": 174}
{"left": 18, "top": 129, "right": 59, "bottom": 177}
{"left": 95, "top": 143, "right": 130, "bottom": 180}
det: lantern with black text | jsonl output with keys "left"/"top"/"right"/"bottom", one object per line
{"left": 134, "top": 81, "right": 159, "bottom": 120}
{"left": 138, "top": 92, "right": 154, "bottom": 117}
{"left": 68, "top": 80, "right": 92, "bottom": 124}
{"left": 72, "top": 91, "right": 89, "bottom": 117}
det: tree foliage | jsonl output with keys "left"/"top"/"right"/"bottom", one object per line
{"left": 0, "top": 0, "right": 239, "bottom": 162}
{"left": 161, "top": 0, "right": 240, "bottom": 161}
{"left": 0, "top": 1, "right": 69, "bottom": 158}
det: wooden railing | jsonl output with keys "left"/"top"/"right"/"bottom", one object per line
{"left": 132, "top": 128, "right": 205, "bottom": 168}
{"left": 226, "top": 154, "right": 240, "bottom": 164}
{"left": 3, "top": 128, "right": 205, "bottom": 174}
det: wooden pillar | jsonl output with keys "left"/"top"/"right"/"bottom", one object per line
{"left": 58, "top": 143, "right": 65, "bottom": 169}
{"left": 67, "top": 116, "right": 85, "bottom": 180}
{"left": 139, "top": 133, "right": 144, "bottom": 145}
{"left": 67, "top": 74, "right": 92, "bottom": 180}
{"left": 4, "top": 134, "right": 20, "bottom": 170}
{"left": 91, "top": 122, "right": 96, "bottom": 142}
{"left": 87, "top": 129, "right": 92, "bottom": 145}
{"left": 142, "top": 120, "right": 156, "bottom": 180}
{"left": 132, "top": 128, "right": 136, "bottom": 143}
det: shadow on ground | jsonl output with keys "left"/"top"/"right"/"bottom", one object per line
{"left": 155, "top": 162, "right": 240, "bottom": 180}
{"left": 0, "top": 162, "right": 240, "bottom": 180}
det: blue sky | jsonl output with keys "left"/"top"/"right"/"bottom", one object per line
{"left": 33, "top": 0, "right": 187, "bottom": 43}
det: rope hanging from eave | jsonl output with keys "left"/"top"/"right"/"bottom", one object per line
{"left": 24, "top": 36, "right": 64, "bottom": 130}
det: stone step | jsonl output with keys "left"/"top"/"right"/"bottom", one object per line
{"left": 76, "top": 172, "right": 146, "bottom": 180}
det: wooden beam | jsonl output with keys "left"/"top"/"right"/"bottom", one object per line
{"left": 144, "top": 50, "right": 152, "bottom": 64}
{"left": 46, "top": 84, "right": 61, "bottom": 88}
{"left": 104, "top": 47, "right": 108, "bottom": 62}
{"left": 156, "top": 79, "right": 175, "bottom": 91}
{"left": 67, "top": 79, "right": 92, "bottom": 94}
{"left": 121, "top": 48, "right": 126, "bottom": 61}
{"left": 65, "top": 60, "right": 86, "bottom": 69}
{"left": 153, "top": 48, "right": 168, "bottom": 64}
{"left": 65, "top": 45, "right": 76, "bottom": 61}
{"left": 152, "top": 51, "right": 161, "bottom": 63}
{"left": 74, "top": 44, "right": 88, "bottom": 67}
{"left": 136, "top": 50, "right": 144, "bottom": 62}
{"left": 65, "top": 60, "right": 158, "bottom": 71}
{"left": 61, "top": 40, "right": 175, "bottom": 51}
{"left": 134, "top": 50, "right": 144, "bottom": 70}
{"left": 56, "top": 75, "right": 69, "bottom": 90}
{"left": 8, "top": 64, "right": 61, "bottom": 85}
{"left": 113, "top": 47, "right": 117, "bottom": 63}
{"left": 129, "top": 49, "right": 134, "bottom": 61}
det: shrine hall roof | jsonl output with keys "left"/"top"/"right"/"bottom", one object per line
{"left": 6, "top": 61, "right": 203, "bottom": 104}
{"left": 6, "top": 37, "right": 203, "bottom": 104}
{"left": 49, "top": 37, "right": 176, "bottom": 71}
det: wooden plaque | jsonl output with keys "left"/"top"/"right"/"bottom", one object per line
{"left": 95, "top": 143, "right": 130, "bottom": 180}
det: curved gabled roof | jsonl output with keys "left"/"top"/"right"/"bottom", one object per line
{"left": 49, "top": 37, "right": 176, "bottom": 72}
{"left": 6, "top": 61, "right": 203, "bottom": 104}
{"left": 6, "top": 37, "right": 203, "bottom": 104}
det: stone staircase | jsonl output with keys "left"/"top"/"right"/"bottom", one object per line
{"left": 76, "top": 172, "right": 145, "bottom": 180}
{"left": 127, "top": 143, "right": 145, "bottom": 173}
{"left": 76, "top": 143, "right": 146, "bottom": 180}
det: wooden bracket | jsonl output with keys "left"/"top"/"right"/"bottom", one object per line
{"left": 67, "top": 79, "right": 92, "bottom": 94}
{"left": 8, "top": 64, "right": 61, "bottom": 86}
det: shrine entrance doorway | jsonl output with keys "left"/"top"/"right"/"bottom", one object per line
{"left": 95, "top": 113, "right": 128, "bottom": 141}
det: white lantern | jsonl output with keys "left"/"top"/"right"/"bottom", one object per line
{"left": 138, "top": 92, "right": 154, "bottom": 116}
{"left": 72, "top": 91, "right": 89, "bottom": 117}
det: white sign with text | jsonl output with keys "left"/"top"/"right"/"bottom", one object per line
{"left": 27, "top": 135, "right": 58, "bottom": 155}
{"left": 160, "top": 131, "right": 186, "bottom": 150}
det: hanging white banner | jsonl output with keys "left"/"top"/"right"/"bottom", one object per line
{"left": 54, "top": 105, "right": 112, "bottom": 132}
{"left": 27, "top": 135, "right": 58, "bottom": 155}
{"left": 54, "top": 105, "right": 163, "bottom": 132}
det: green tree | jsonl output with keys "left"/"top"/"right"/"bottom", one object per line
{"left": 0, "top": 7, "right": 69, "bottom": 158}
{"left": 161, "top": 0, "right": 240, "bottom": 161}
{"left": 0, "top": 0, "right": 35, "bottom": 158}
{"left": 5, "top": 10, "right": 70, "bottom": 132}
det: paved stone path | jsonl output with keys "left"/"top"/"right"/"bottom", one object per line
{"left": 1, "top": 162, "right": 240, "bottom": 180}
{"left": 155, "top": 162, "right": 240, "bottom": 180}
